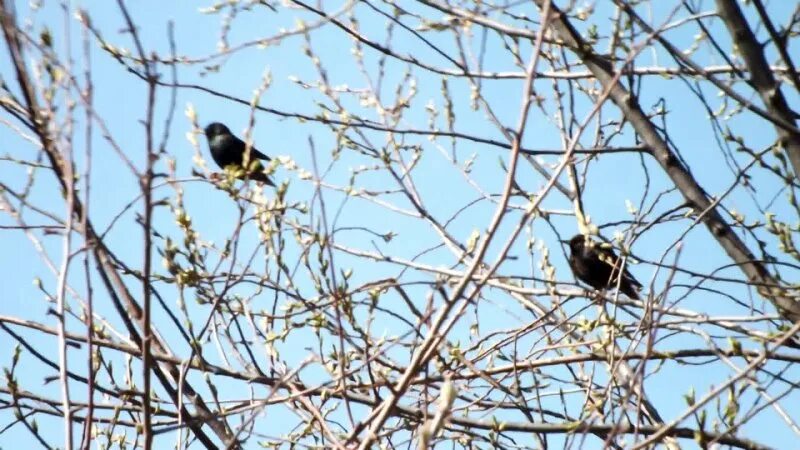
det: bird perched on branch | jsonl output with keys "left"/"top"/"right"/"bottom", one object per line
{"left": 565, "top": 234, "right": 642, "bottom": 299}
{"left": 204, "top": 122, "right": 274, "bottom": 186}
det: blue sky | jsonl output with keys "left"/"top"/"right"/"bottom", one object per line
{"left": 1, "top": 0, "right": 799, "bottom": 448}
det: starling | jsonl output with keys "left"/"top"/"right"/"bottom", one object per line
{"left": 565, "top": 234, "right": 642, "bottom": 299}
{"left": 204, "top": 122, "right": 274, "bottom": 186}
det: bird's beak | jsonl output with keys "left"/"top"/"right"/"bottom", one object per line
{"left": 559, "top": 239, "right": 569, "bottom": 244}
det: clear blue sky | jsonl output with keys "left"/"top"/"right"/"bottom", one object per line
{"left": 1, "top": 0, "right": 798, "bottom": 448}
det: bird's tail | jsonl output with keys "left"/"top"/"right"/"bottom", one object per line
{"left": 620, "top": 281, "right": 641, "bottom": 300}
{"left": 249, "top": 171, "right": 275, "bottom": 186}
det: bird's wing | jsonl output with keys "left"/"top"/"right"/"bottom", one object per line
{"left": 243, "top": 141, "right": 270, "bottom": 160}
{"left": 596, "top": 246, "right": 642, "bottom": 287}
{"left": 229, "top": 134, "right": 270, "bottom": 161}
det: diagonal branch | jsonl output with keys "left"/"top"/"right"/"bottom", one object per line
{"left": 531, "top": 0, "right": 800, "bottom": 324}
{"left": 0, "top": 2, "right": 233, "bottom": 448}
{"left": 714, "top": 0, "right": 800, "bottom": 182}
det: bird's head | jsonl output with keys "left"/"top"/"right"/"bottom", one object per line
{"left": 566, "top": 234, "right": 588, "bottom": 253}
{"left": 204, "top": 122, "right": 231, "bottom": 138}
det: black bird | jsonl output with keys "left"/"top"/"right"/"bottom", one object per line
{"left": 565, "top": 234, "right": 642, "bottom": 299}
{"left": 204, "top": 122, "right": 274, "bottom": 186}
